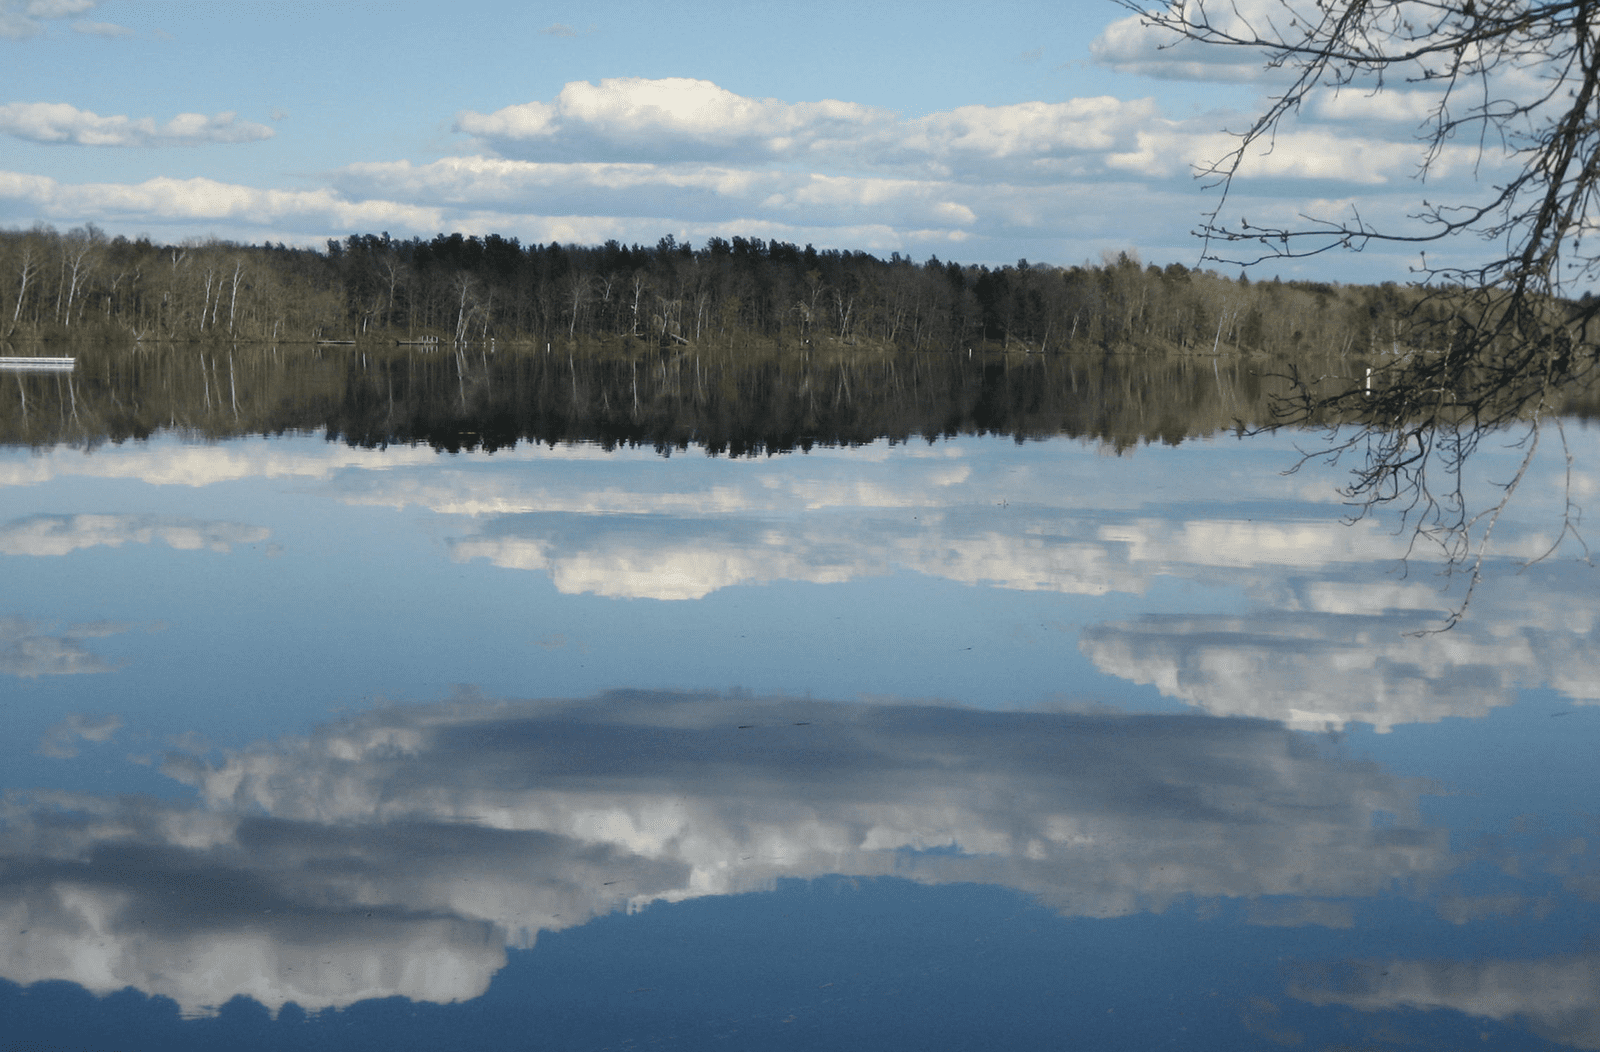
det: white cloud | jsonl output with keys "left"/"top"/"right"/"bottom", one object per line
{"left": 335, "top": 156, "right": 981, "bottom": 229}
{"left": 454, "top": 78, "right": 1156, "bottom": 183}
{"left": 0, "top": 616, "right": 129, "bottom": 677}
{"left": 0, "top": 170, "right": 443, "bottom": 233}
{"left": 1082, "top": 610, "right": 1522, "bottom": 732}
{"left": 455, "top": 101, "right": 558, "bottom": 141}
{"left": 25, "top": 0, "right": 96, "bottom": 15}
{"left": 1100, "top": 516, "right": 1407, "bottom": 568}
{"left": 434, "top": 500, "right": 1154, "bottom": 602}
{"left": 0, "top": 802, "right": 516, "bottom": 1016}
{"left": 0, "top": 687, "right": 1452, "bottom": 1016}
{"left": 1091, "top": 9, "right": 1278, "bottom": 82}
{"left": 905, "top": 97, "right": 1157, "bottom": 166}
{"left": 339, "top": 156, "right": 773, "bottom": 212}
{"left": 0, "top": 513, "right": 269, "bottom": 555}
{"left": 0, "top": 441, "right": 449, "bottom": 489}
{"left": 69, "top": 18, "right": 129, "bottom": 37}
{"left": 1292, "top": 954, "right": 1600, "bottom": 1050}
{"left": 0, "top": 0, "right": 96, "bottom": 38}
{"left": 1080, "top": 0, "right": 1552, "bottom": 279}
{"left": 9, "top": 433, "right": 1585, "bottom": 738}
{"left": 451, "top": 520, "right": 875, "bottom": 600}
{"left": 36, "top": 711, "right": 122, "bottom": 758}
{"left": 331, "top": 76, "right": 1496, "bottom": 273}
{"left": 0, "top": 690, "right": 1445, "bottom": 1014}
{"left": 320, "top": 154, "right": 1207, "bottom": 257}
{"left": 1102, "top": 119, "right": 1467, "bottom": 184}
{"left": 312, "top": 432, "right": 1581, "bottom": 625}
{"left": 1312, "top": 88, "right": 1448, "bottom": 125}
{"left": 457, "top": 78, "right": 896, "bottom": 165}
{"left": 0, "top": 71, "right": 1496, "bottom": 274}
{"left": 1080, "top": 560, "right": 1600, "bottom": 732}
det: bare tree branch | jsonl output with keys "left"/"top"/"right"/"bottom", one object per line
{"left": 1118, "top": 0, "right": 1600, "bottom": 624}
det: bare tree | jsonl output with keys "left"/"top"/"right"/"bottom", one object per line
{"left": 566, "top": 271, "right": 591, "bottom": 339}
{"left": 226, "top": 257, "right": 245, "bottom": 336}
{"left": 452, "top": 273, "right": 477, "bottom": 345}
{"left": 59, "top": 226, "right": 104, "bottom": 330}
{"left": 6, "top": 233, "right": 42, "bottom": 339}
{"left": 1118, "top": 0, "right": 1600, "bottom": 623}
{"left": 374, "top": 252, "right": 406, "bottom": 332}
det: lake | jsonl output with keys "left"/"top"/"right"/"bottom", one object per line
{"left": 3, "top": 343, "right": 1598, "bottom": 1051}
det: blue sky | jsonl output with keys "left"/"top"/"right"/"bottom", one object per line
{"left": 1, "top": 0, "right": 1506, "bottom": 279}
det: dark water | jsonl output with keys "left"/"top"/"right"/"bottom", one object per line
{"left": 2, "top": 344, "right": 1598, "bottom": 1051}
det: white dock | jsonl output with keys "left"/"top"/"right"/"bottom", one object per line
{"left": 0, "top": 356, "right": 76, "bottom": 371}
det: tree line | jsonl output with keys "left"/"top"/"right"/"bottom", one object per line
{"left": 1, "top": 224, "right": 1478, "bottom": 359}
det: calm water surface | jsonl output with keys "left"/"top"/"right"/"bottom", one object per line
{"left": 2, "top": 346, "right": 1598, "bottom": 1051}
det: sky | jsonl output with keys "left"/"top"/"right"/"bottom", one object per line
{"left": 0, "top": 0, "right": 1519, "bottom": 282}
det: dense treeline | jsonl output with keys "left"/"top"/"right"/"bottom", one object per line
{"left": 1, "top": 224, "right": 1458, "bottom": 357}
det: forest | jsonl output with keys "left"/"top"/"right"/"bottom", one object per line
{"left": 1, "top": 224, "right": 1467, "bottom": 359}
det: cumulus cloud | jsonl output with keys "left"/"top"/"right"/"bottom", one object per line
{"left": 456, "top": 78, "right": 895, "bottom": 164}
{"left": 451, "top": 514, "right": 875, "bottom": 599}
{"left": 436, "top": 488, "right": 1408, "bottom": 602}
{"left": 333, "top": 156, "right": 983, "bottom": 231}
{"left": 69, "top": 18, "right": 130, "bottom": 37}
{"left": 402, "top": 443, "right": 1136, "bottom": 598}
{"left": 0, "top": 690, "right": 1446, "bottom": 1015}
{"left": 0, "top": 796, "right": 529, "bottom": 1016}
{"left": 0, "top": 440, "right": 447, "bottom": 489}
{"left": 0, "top": 0, "right": 96, "bottom": 39}
{"left": 0, "top": 513, "right": 269, "bottom": 555}
{"left": 177, "top": 690, "right": 1445, "bottom": 907}
{"left": 332, "top": 462, "right": 765, "bottom": 518}
{"left": 0, "top": 103, "right": 273, "bottom": 147}
{"left": 447, "top": 505, "right": 1152, "bottom": 601}
{"left": 444, "top": 507, "right": 1594, "bottom": 721}
{"left": 1082, "top": 610, "right": 1519, "bottom": 732}
{"left": 0, "top": 616, "right": 129, "bottom": 677}
{"left": 1105, "top": 123, "right": 1436, "bottom": 183}
{"left": 454, "top": 78, "right": 1155, "bottom": 182}
{"left": 324, "top": 437, "right": 1598, "bottom": 734}
{"left": 1091, "top": 9, "right": 1282, "bottom": 82}
{"left": 1081, "top": 558, "right": 1600, "bottom": 731}
{"left": 1311, "top": 88, "right": 1450, "bottom": 125}
{"left": 1089, "top": 0, "right": 1437, "bottom": 86}
{"left": 0, "top": 72, "right": 1483, "bottom": 269}
{"left": 36, "top": 711, "right": 122, "bottom": 758}
{"left": 354, "top": 76, "right": 1494, "bottom": 269}
{"left": 22, "top": 0, "right": 94, "bottom": 15}
{"left": 0, "top": 169, "right": 443, "bottom": 234}
{"left": 10, "top": 431, "right": 1587, "bottom": 736}
{"left": 1292, "top": 954, "right": 1600, "bottom": 1050}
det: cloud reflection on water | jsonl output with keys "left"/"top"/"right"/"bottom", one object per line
{"left": 0, "top": 514, "right": 270, "bottom": 556}
{"left": 1292, "top": 955, "right": 1600, "bottom": 1051}
{"left": 1081, "top": 563, "right": 1600, "bottom": 731}
{"left": 5, "top": 432, "right": 1597, "bottom": 732}
{"left": 0, "top": 616, "right": 130, "bottom": 678}
{"left": 3, "top": 690, "right": 1442, "bottom": 1017}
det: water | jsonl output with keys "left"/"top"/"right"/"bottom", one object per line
{"left": 2, "top": 346, "right": 1597, "bottom": 1050}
